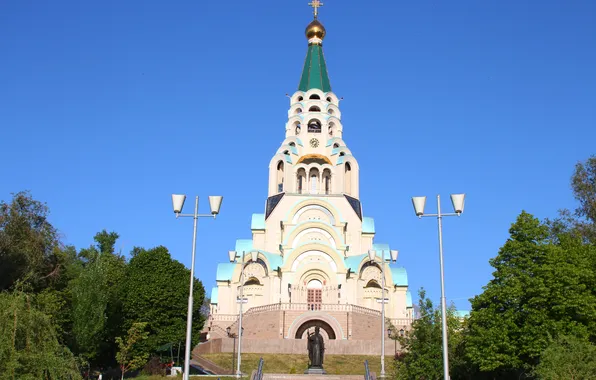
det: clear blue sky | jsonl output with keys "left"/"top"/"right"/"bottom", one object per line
{"left": 2, "top": 0, "right": 595, "bottom": 311}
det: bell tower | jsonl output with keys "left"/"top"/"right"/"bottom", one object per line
{"left": 268, "top": 7, "right": 359, "bottom": 199}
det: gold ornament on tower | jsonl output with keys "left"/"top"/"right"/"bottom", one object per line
{"left": 305, "top": 20, "right": 326, "bottom": 40}
{"left": 306, "top": 0, "right": 326, "bottom": 41}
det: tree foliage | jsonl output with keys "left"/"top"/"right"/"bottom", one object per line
{"left": 0, "top": 191, "right": 208, "bottom": 376}
{"left": 571, "top": 155, "right": 596, "bottom": 224}
{"left": 549, "top": 156, "right": 596, "bottom": 243}
{"left": 534, "top": 335, "right": 596, "bottom": 380}
{"left": 115, "top": 322, "right": 149, "bottom": 380}
{"left": 122, "top": 246, "right": 205, "bottom": 357}
{"left": 393, "top": 289, "right": 465, "bottom": 380}
{"left": 466, "top": 212, "right": 596, "bottom": 377}
{"left": 0, "top": 291, "right": 81, "bottom": 380}
{"left": 0, "top": 191, "right": 62, "bottom": 291}
{"left": 71, "top": 231, "right": 126, "bottom": 363}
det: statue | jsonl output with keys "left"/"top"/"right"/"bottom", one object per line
{"left": 305, "top": 326, "right": 326, "bottom": 374}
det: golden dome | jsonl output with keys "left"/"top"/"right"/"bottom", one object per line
{"left": 305, "top": 19, "right": 326, "bottom": 41}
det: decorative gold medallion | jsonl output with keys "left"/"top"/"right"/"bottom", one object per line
{"left": 310, "top": 138, "right": 320, "bottom": 148}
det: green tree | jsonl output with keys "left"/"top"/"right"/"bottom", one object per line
{"left": 0, "top": 191, "right": 62, "bottom": 291}
{"left": 549, "top": 156, "right": 596, "bottom": 243}
{"left": 0, "top": 192, "right": 86, "bottom": 349}
{"left": 71, "top": 259, "right": 108, "bottom": 360}
{"left": 70, "top": 231, "right": 126, "bottom": 365}
{"left": 121, "top": 246, "right": 205, "bottom": 359}
{"left": 466, "top": 212, "right": 596, "bottom": 378}
{"left": 571, "top": 155, "right": 596, "bottom": 224}
{"left": 534, "top": 335, "right": 596, "bottom": 380}
{"left": 115, "top": 322, "right": 149, "bottom": 380}
{"left": 0, "top": 291, "right": 81, "bottom": 380}
{"left": 393, "top": 288, "right": 465, "bottom": 380}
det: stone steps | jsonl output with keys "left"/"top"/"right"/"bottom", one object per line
{"left": 260, "top": 375, "right": 366, "bottom": 380}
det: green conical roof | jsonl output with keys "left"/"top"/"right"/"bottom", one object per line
{"left": 298, "top": 42, "right": 331, "bottom": 92}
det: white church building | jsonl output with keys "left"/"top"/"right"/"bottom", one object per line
{"left": 200, "top": 6, "right": 414, "bottom": 355}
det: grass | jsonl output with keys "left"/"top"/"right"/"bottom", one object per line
{"left": 201, "top": 353, "right": 390, "bottom": 375}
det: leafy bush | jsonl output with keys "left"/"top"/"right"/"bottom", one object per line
{"left": 534, "top": 335, "right": 596, "bottom": 380}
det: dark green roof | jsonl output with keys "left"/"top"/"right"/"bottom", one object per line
{"left": 298, "top": 44, "right": 331, "bottom": 92}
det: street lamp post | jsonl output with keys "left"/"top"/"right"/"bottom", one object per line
{"left": 228, "top": 250, "right": 258, "bottom": 378}
{"left": 171, "top": 194, "right": 223, "bottom": 380}
{"left": 368, "top": 248, "right": 398, "bottom": 378}
{"left": 226, "top": 327, "right": 236, "bottom": 373}
{"left": 411, "top": 194, "right": 465, "bottom": 380}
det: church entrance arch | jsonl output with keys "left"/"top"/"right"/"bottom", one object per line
{"left": 295, "top": 319, "right": 337, "bottom": 340}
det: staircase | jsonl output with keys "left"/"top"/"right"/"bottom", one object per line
{"left": 190, "top": 355, "right": 235, "bottom": 375}
{"left": 261, "top": 375, "right": 366, "bottom": 380}
{"left": 208, "top": 303, "right": 413, "bottom": 340}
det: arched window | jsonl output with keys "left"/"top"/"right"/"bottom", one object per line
{"left": 328, "top": 108, "right": 334, "bottom": 115}
{"left": 309, "top": 106, "right": 321, "bottom": 112}
{"left": 289, "top": 142, "right": 296, "bottom": 147}
{"left": 277, "top": 161, "right": 284, "bottom": 193}
{"left": 323, "top": 169, "right": 332, "bottom": 195}
{"left": 245, "top": 277, "right": 261, "bottom": 286}
{"left": 296, "top": 168, "right": 306, "bottom": 194}
{"left": 298, "top": 96, "right": 304, "bottom": 101}
{"left": 326, "top": 97, "right": 332, "bottom": 102}
{"left": 307, "top": 279, "right": 323, "bottom": 310}
{"left": 333, "top": 143, "right": 339, "bottom": 148}
{"left": 344, "top": 163, "right": 352, "bottom": 195}
{"left": 295, "top": 122, "right": 301, "bottom": 135}
{"left": 309, "top": 168, "right": 319, "bottom": 194}
{"left": 308, "top": 119, "right": 321, "bottom": 133}
{"left": 295, "top": 108, "right": 302, "bottom": 115}
{"left": 309, "top": 94, "right": 321, "bottom": 100}
{"left": 365, "top": 280, "right": 382, "bottom": 289}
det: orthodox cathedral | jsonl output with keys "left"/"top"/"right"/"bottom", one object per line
{"left": 201, "top": 4, "right": 413, "bottom": 355}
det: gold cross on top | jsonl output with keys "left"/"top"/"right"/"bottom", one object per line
{"left": 308, "top": 0, "right": 324, "bottom": 19}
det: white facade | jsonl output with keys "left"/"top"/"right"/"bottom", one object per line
{"left": 208, "top": 17, "right": 412, "bottom": 341}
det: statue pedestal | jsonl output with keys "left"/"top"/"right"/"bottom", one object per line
{"left": 304, "top": 368, "right": 327, "bottom": 375}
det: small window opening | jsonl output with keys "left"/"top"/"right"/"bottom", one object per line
{"left": 245, "top": 277, "right": 261, "bottom": 286}
{"left": 345, "top": 163, "right": 352, "bottom": 194}
{"left": 297, "top": 168, "right": 306, "bottom": 194}
{"left": 309, "top": 168, "right": 319, "bottom": 194}
{"left": 309, "top": 94, "right": 321, "bottom": 100}
{"left": 308, "top": 120, "right": 322, "bottom": 133}
{"left": 365, "top": 280, "right": 382, "bottom": 289}
{"left": 323, "top": 169, "right": 332, "bottom": 195}
{"left": 309, "top": 106, "right": 321, "bottom": 112}
{"left": 326, "top": 97, "right": 332, "bottom": 102}
{"left": 277, "top": 161, "right": 284, "bottom": 193}
{"left": 298, "top": 96, "right": 304, "bottom": 101}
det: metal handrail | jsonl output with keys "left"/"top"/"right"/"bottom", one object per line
{"left": 254, "top": 358, "right": 264, "bottom": 380}
{"left": 211, "top": 303, "right": 415, "bottom": 323}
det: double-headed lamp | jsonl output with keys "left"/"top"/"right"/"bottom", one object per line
{"left": 170, "top": 194, "right": 223, "bottom": 215}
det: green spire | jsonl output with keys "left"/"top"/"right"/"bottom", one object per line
{"left": 298, "top": 43, "right": 332, "bottom": 92}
